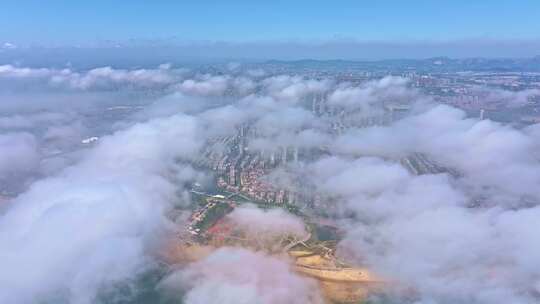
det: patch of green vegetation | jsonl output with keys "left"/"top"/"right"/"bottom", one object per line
{"left": 194, "top": 201, "right": 233, "bottom": 231}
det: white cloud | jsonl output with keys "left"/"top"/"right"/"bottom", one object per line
{"left": 0, "top": 113, "right": 203, "bottom": 303}
{"left": 1, "top": 42, "right": 17, "bottom": 49}
{"left": 161, "top": 248, "right": 323, "bottom": 304}
{"left": 328, "top": 76, "right": 415, "bottom": 113}
{"left": 177, "top": 75, "right": 230, "bottom": 96}
{"left": 0, "top": 132, "right": 39, "bottom": 177}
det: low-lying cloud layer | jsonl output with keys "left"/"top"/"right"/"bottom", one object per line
{"left": 160, "top": 247, "right": 322, "bottom": 304}
{"left": 0, "top": 63, "right": 539, "bottom": 304}
{"left": 0, "top": 113, "right": 204, "bottom": 303}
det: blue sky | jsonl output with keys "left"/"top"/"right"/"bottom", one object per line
{"left": 0, "top": 1, "right": 539, "bottom": 59}
{"left": 1, "top": 0, "right": 539, "bottom": 45}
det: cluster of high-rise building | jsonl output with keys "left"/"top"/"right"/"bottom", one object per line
{"left": 196, "top": 129, "right": 295, "bottom": 205}
{"left": 195, "top": 92, "right": 410, "bottom": 209}
{"left": 213, "top": 144, "right": 297, "bottom": 205}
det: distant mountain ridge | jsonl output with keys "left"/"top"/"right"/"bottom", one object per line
{"left": 263, "top": 57, "right": 540, "bottom": 72}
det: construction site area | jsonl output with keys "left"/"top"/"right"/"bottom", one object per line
{"left": 162, "top": 196, "right": 386, "bottom": 303}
